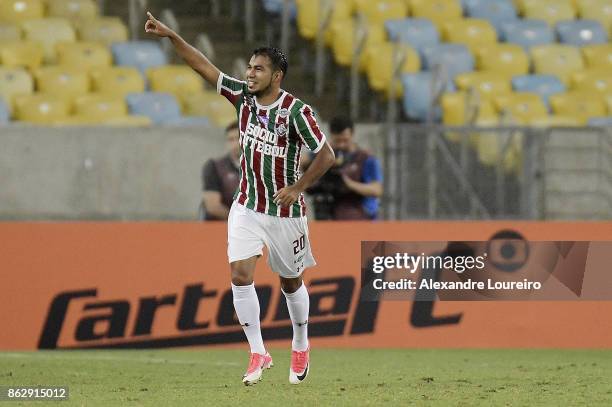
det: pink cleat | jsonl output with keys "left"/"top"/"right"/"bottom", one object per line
{"left": 289, "top": 348, "right": 309, "bottom": 385}
{"left": 242, "top": 352, "right": 273, "bottom": 386}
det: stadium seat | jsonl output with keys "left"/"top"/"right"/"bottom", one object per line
{"left": 0, "top": 99, "right": 9, "bottom": 123}
{"left": 475, "top": 131, "right": 522, "bottom": 173}
{"left": 607, "top": 94, "right": 612, "bottom": 113}
{"left": 455, "top": 71, "right": 512, "bottom": 100}
{"left": 324, "top": 1, "right": 356, "bottom": 46}
{"left": 261, "top": 0, "right": 297, "bottom": 18}
{"left": 401, "top": 72, "right": 455, "bottom": 121}
{"left": 476, "top": 44, "right": 529, "bottom": 76}
{"left": 571, "top": 69, "right": 612, "bottom": 94}
{"left": 355, "top": 0, "right": 408, "bottom": 25}
{"left": 354, "top": 25, "right": 388, "bottom": 71}
{"left": 0, "top": 0, "right": 44, "bottom": 23}
{"left": 125, "top": 92, "right": 182, "bottom": 125}
{"left": 56, "top": 42, "right": 112, "bottom": 72}
{"left": 75, "top": 17, "right": 128, "bottom": 46}
{"left": 34, "top": 66, "right": 89, "bottom": 100}
{"left": 111, "top": 41, "right": 168, "bottom": 74}
{"left": 549, "top": 91, "right": 607, "bottom": 124}
{"left": 529, "top": 115, "right": 582, "bottom": 127}
{"left": 14, "top": 93, "right": 70, "bottom": 124}
{"left": 330, "top": 20, "right": 386, "bottom": 68}
{"left": 47, "top": 0, "right": 98, "bottom": 20}
{"left": 0, "top": 41, "right": 43, "bottom": 70}
{"left": 493, "top": 92, "right": 549, "bottom": 124}
{"left": 530, "top": 44, "right": 585, "bottom": 85}
{"left": 576, "top": 0, "right": 612, "bottom": 37}
{"left": 21, "top": 18, "right": 76, "bottom": 63}
{"left": 73, "top": 93, "right": 127, "bottom": 121}
{"left": 441, "top": 91, "right": 499, "bottom": 125}
{"left": 556, "top": 20, "right": 608, "bottom": 46}
{"left": 463, "top": 0, "right": 519, "bottom": 36}
{"left": 0, "top": 23, "right": 21, "bottom": 41}
{"left": 182, "top": 91, "right": 224, "bottom": 116}
{"left": 146, "top": 65, "right": 204, "bottom": 102}
{"left": 0, "top": 67, "right": 33, "bottom": 113}
{"left": 366, "top": 42, "right": 420, "bottom": 97}
{"left": 89, "top": 66, "right": 145, "bottom": 96}
{"left": 200, "top": 97, "right": 237, "bottom": 127}
{"left": 500, "top": 19, "right": 554, "bottom": 48}
{"left": 588, "top": 116, "right": 612, "bottom": 126}
{"left": 421, "top": 44, "right": 474, "bottom": 81}
{"left": 523, "top": 0, "right": 576, "bottom": 27}
{"left": 385, "top": 18, "right": 439, "bottom": 55}
{"left": 409, "top": 0, "right": 463, "bottom": 31}
{"left": 581, "top": 44, "right": 612, "bottom": 68}
{"left": 442, "top": 19, "right": 498, "bottom": 55}
{"left": 511, "top": 74, "right": 566, "bottom": 107}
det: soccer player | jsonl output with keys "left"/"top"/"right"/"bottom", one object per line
{"left": 145, "top": 12, "right": 335, "bottom": 385}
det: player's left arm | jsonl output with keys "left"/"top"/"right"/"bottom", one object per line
{"left": 342, "top": 156, "right": 383, "bottom": 197}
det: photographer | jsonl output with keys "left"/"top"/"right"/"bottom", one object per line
{"left": 306, "top": 116, "right": 383, "bottom": 220}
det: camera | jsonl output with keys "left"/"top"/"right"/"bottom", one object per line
{"left": 306, "top": 150, "right": 350, "bottom": 220}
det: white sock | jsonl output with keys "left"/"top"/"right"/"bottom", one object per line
{"left": 232, "top": 283, "right": 266, "bottom": 355}
{"left": 283, "top": 284, "right": 310, "bottom": 351}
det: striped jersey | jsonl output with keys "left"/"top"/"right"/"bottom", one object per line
{"left": 216, "top": 72, "right": 326, "bottom": 217}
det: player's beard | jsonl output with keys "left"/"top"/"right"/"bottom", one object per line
{"left": 252, "top": 77, "right": 273, "bottom": 99}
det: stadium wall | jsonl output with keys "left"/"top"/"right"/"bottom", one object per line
{"left": 1, "top": 221, "right": 611, "bottom": 350}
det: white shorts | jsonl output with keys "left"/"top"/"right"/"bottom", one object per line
{"left": 227, "top": 202, "right": 316, "bottom": 278}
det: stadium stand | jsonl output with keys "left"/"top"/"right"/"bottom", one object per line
{"left": 14, "top": 93, "right": 70, "bottom": 124}
{"left": 581, "top": 43, "right": 612, "bottom": 68}
{"left": 500, "top": 19, "right": 554, "bottom": 48}
{"left": 366, "top": 42, "right": 420, "bottom": 97}
{"left": 111, "top": 41, "right": 167, "bottom": 74}
{"left": 556, "top": 19, "right": 608, "bottom": 46}
{"left": 402, "top": 71, "right": 455, "bottom": 121}
{"left": 74, "top": 17, "right": 128, "bottom": 45}
{"left": 475, "top": 44, "right": 529, "bottom": 76}
{"left": 0, "top": 22, "right": 21, "bottom": 41}
{"left": 89, "top": 66, "right": 145, "bottom": 96}
{"left": 56, "top": 42, "right": 112, "bottom": 72}
{"left": 511, "top": 74, "right": 566, "bottom": 108}
{"left": 46, "top": 0, "right": 98, "bottom": 20}
{"left": 549, "top": 91, "right": 607, "bottom": 124}
{"left": 125, "top": 92, "right": 182, "bottom": 125}
{"left": 21, "top": 18, "right": 76, "bottom": 63}
{"left": 0, "top": 41, "right": 44, "bottom": 70}
{"left": 463, "top": 0, "right": 519, "bottom": 36}
{"left": 0, "top": 0, "right": 44, "bottom": 23}
{"left": 530, "top": 44, "right": 585, "bottom": 85}
{"left": 34, "top": 66, "right": 89, "bottom": 100}
{"left": 522, "top": 0, "right": 577, "bottom": 27}
{"left": 385, "top": 18, "right": 439, "bottom": 56}
{"left": 421, "top": 43, "right": 474, "bottom": 80}
{"left": 442, "top": 18, "right": 498, "bottom": 54}
{"left": 409, "top": 0, "right": 463, "bottom": 31}
{"left": 0, "top": 67, "right": 34, "bottom": 114}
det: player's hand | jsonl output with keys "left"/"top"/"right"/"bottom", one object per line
{"left": 273, "top": 185, "right": 301, "bottom": 207}
{"left": 144, "top": 12, "right": 173, "bottom": 37}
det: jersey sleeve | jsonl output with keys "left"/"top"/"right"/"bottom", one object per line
{"left": 216, "top": 72, "right": 246, "bottom": 108}
{"left": 293, "top": 104, "right": 327, "bottom": 153}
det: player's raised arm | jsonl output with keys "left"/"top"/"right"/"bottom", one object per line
{"left": 144, "top": 11, "right": 220, "bottom": 87}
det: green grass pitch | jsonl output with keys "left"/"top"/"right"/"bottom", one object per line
{"left": 1, "top": 349, "right": 611, "bottom": 406}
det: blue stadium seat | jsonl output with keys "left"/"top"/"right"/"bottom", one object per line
{"left": 421, "top": 44, "right": 474, "bottom": 80}
{"left": 262, "top": 0, "right": 297, "bottom": 18}
{"left": 511, "top": 74, "right": 566, "bottom": 108}
{"left": 0, "top": 99, "right": 9, "bottom": 124}
{"left": 385, "top": 18, "right": 439, "bottom": 55}
{"left": 125, "top": 92, "right": 181, "bottom": 124}
{"left": 463, "top": 0, "right": 518, "bottom": 37}
{"left": 588, "top": 117, "right": 612, "bottom": 127}
{"left": 556, "top": 20, "right": 608, "bottom": 47}
{"left": 501, "top": 19, "right": 554, "bottom": 49}
{"left": 111, "top": 41, "right": 167, "bottom": 74}
{"left": 401, "top": 72, "right": 456, "bottom": 121}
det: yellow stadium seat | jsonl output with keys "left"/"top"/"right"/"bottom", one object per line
{"left": 549, "top": 91, "right": 606, "bottom": 124}
{"left": 75, "top": 17, "right": 128, "bottom": 46}
{"left": 146, "top": 65, "right": 204, "bottom": 102}
{"left": 357, "top": 25, "right": 388, "bottom": 71}
{"left": 581, "top": 44, "right": 612, "bottom": 69}
{"left": 73, "top": 93, "right": 127, "bottom": 121}
{"left": 47, "top": 0, "right": 98, "bottom": 20}
{"left": 607, "top": 94, "right": 612, "bottom": 113}
{"left": 576, "top": 0, "right": 612, "bottom": 36}
{"left": 355, "top": 0, "right": 408, "bottom": 25}
{"left": 0, "top": 0, "right": 44, "bottom": 23}
{"left": 206, "top": 98, "right": 238, "bottom": 127}
{"left": 455, "top": 71, "right": 512, "bottom": 101}
{"left": 34, "top": 66, "right": 89, "bottom": 100}
{"left": 296, "top": 0, "right": 354, "bottom": 41}
{"left": 56, "top": 41, "right": 112, "bottom": 72}
{"left": 530, "top": 115, "right": 582, "bottom": 127}
{"left": 523, "top": 0, "right": 576, "bottom": 26}
{"left": 331, "top": 19, "right": 387, "bottom": 68}
{"left": 442, "top": 19, "right": 498, "bottom": 55}
{"left": 475, "top": 131, "right": 522, "bottom": 173}
{"left": 0, "top": 67, "right": 33, "bottom": 114}
{"left": 0, "top": 22, "right": 21, "bottom": 41}
{"left": 89, "top": 66, "right": 145, "bottom": 96}
{"left": 366, "top": 42, "right": 420, "bottom": 97}
{"left": 493, "top": 92, "right": 549, "bottom": 124}
{"left": 530, "top": 44, "right": 585, "bottom": 86}
{"left": 441, "top": 91, "right": 499, "bottom": 126}
{"left": 14, "top": 93, "right": 70, "bottom": 123}
{"left": 571, "top": 69, "right": 612, "bottom": 94}
{"left": 21, "top": 18, "right": 76, "bottom": 63}
{"left": 0, "top": 41, "right": 43, "bottom": 70}
{"left": 476, "top": 44, "right": 529, "bottom": 76}
{"left": 182, "top": 90, "right": 224, "bottom": 116}
{"left": 409, "top": 0, "right": 463, "bottom": 31}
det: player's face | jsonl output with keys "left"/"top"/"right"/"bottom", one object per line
{"left": 331, "top": 128, "right": 354, "bottom": 153}
{"left": 226, "top": 127, "right": 240, "bottom": 159}
{"left": 246, "top": 55, "right": 277, "bottom": 96}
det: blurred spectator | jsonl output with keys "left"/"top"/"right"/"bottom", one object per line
{"left": 306, "top": 116, "right": 383, "bottom": 220}
{"left": 201, "top": 121, "right": 241, "bottom": 220}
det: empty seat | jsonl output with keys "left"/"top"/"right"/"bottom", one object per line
{"left": 442, "top": 18, "right": 498, "bottom": 54}
{"left": 0, "top": 67, "right": 33, "bottom": 112}
{"left": 464, "top": 0, "right": 518, "bottom": 36}
{"left": 530, "top": 44, "right": 584, "bottom": 85}
{"left": 261, "top": 0, "right": 297, "bottom": 18}
{"left": 147, "top": 65, "right": 204, "bottom": 101}
{"left": 582, "top": 44, "right": 612, "bottom": 68}
{"left": 75, "top": 17, "right": 128, "bottom": 46}
{"left": 182, "top": 91, "right": 224, "bottom": 116}
{"left": 0, "top": 0, "right": 44, "bottom": 23}
{"left": 523, "top": 0, "right": 576, "bottom": 27}
{"left": 366, "top": 42, "right": 420, "bottom": 97}
{"left": 89, "top": 66, "right": 145, "bottom": 96}
{"left": 511, "top": 74, "right": 565, "bottom": 107}
{"left": 588, "top": 116, "right": 612, "bottom": 127}
{"left": 401, "top": 72, "right": 455, "bottom": 121}
{"left": 409, "top": 0, "right": 463, "bottom": 31}
{"left": 556, "top": 20, "right": 608, "bottom": 46}
{"left": 330, "top": 20, "right": 386, "bottom": 68}
{"left": 550, "top": 91, "right": 607, "bottom": 124}
{"left": 112, "top": 41, "right": 168, "bottom": 74}
{"left": 571, "top": 69, "right": 612, "bottom": 94}
{"left": 0, "top": 22, "right": 21, "bottom": 41}
{"left": 73, "top": 93, "right": 127, "bottom": 121}
{"left": 455, "top": 71, "right": 512, "bottom": 100}
{"left": 21, "top": 18, "right": 76, "bottom": 63}
{"left": 47, "top": 0, "right": 98, "bottom": 20}
{"left": 476, "top": 43, "right": 529, "bottom": 76}
{"left": 205, "top": 98, "right": 237, "bottom": 127}
{"left": 0, "top": 41, "right": 43, "bottom": 70}
{"left": 422, "top": 43, "right": 474, "bottom": 81}
{"left": 500, "top": 19, "right": 554, "bottom": 48}
{"left": 493, "top": 92, "right": 549, "bottom": 124}
{"left": 34, "top": 66, "right": 89, "bottom": 100}
{"left": 356, "top": 0, "right": 408, "bottom": 25}
{"left": 125, "top": 92, "right": 182, "bottom": 125}
{"left": 385, "top": 18, "right": 438, "bottom": 55}
{"left": 441, "top": 91, "right": 499, "bottom": 126}
{"left": 14, "top": 93, "right": 70, "bottom": 124}
{"left": 576, "top": 0, "right": 612, "bottom": 36}
{"left": 56, "top": 41, "right": 112, "bottom": 72}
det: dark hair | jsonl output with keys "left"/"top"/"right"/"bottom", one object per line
{"left": 252, "top": 46, "right": 288, "bottom": 78}
{"left": 329, "top": 116, "right": 354, "bottom": 135}
{"left": 225, "top": 121, "right": 239, "bottom": 133}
